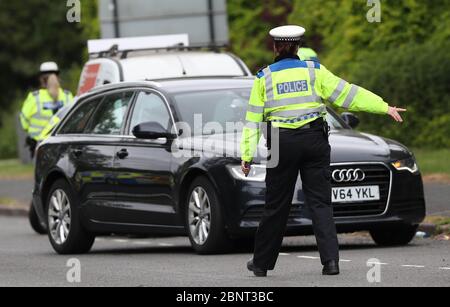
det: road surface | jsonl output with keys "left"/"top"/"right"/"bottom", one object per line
{"left": 0, "top": 216, "right": 448, "bottom": 287}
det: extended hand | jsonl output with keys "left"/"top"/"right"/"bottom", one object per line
{"left": 241, "top": 160, "right": 251, "bottom": 177}
{"left": 388, "top": 106, "right": 407, "bottom": 122}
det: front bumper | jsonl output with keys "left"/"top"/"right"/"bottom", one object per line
{"left": 218, "top": 162, "right": 426, "bottom": 237}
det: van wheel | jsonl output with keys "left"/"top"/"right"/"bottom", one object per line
{"left": 370, "top": 224, "right": 418, "bottom": 246}
{"left": 185, "top": 177, "right": 232, "bottom": 254}
{"left": 29, "top": 202, "right": 47, "bottom": 235}
{"left": 46, "top": 179, "right": 95, "bottom": 254}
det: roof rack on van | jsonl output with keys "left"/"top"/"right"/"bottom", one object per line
{"left": 89, "top": 43, "right": 228, "bottom": 59}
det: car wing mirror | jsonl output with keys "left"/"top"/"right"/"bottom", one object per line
{"left": 132, "top": 121, "right": 177, "bottom": 140}
{"left": 341, "top": 112, "right": 360, "bottom": 129}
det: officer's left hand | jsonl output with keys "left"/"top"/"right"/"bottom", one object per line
{"left": 388, "top": 106, "right": 407, "bottom": 122}
{"left": 241, "top": 160, "right": 251, "bottom": 177}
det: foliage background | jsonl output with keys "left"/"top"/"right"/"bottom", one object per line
{"left": 0, "top": 0, "right": 99, "bottom": 158}
{"left": 0, "top": 0, "right": 448, "bottom": 159}
{"left": 229, "top": 0, "right": 450, "bottom": 148}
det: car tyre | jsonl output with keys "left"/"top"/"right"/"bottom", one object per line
{"left": 370, "top": 224, "right": 418, "bottom": 246}
{"left": 29, "top": 202, "right": 47, "bottom": 235}
{"left": 46, "top": 179, "right": 95, "bottom": 254}
{"left": 185, "top": 176, "right": 232, "bottom": 254}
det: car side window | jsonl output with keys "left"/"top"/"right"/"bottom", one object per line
{"left": 129, "top": 91, "right": 171, "bottom": 133}
{"left": 58, "top": 97, "right": 102, "bottom": 134}
{"left": 85, "top": 91, "right": 134, "bottom": 135}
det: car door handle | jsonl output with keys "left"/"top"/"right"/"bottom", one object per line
{"left": 116, "top": 149, "right": 129, "bottom": 159}
{"left": 71, "top": 149, "right": 83, "bottom": 158}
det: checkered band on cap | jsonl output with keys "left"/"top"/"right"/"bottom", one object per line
{"left": 273, "top": 37, "right": 301, "bottom": 42}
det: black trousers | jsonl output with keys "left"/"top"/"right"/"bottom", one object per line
{"left": 253, "top": 121, "right": 339, "bottom": 269}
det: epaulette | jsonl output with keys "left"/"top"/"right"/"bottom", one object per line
{"left": 256, "top": 65, "right": 267, "bottom": 78}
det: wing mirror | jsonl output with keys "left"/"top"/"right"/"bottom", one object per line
{"left": 341, "top": 112, "right": 360, "bottom": 129}
{"left": 132, "top": 122, "right": 177, "bottom": 140}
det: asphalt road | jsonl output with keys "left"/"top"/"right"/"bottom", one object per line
{"left": 0, "top": 216, "right": 449, "bottom": 287}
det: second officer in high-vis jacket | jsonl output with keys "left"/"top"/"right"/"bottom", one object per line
{"left": 241, "top": 25, "right": 407, "bottom": 277}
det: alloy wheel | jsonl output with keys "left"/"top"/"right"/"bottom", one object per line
{"left": 188, "top": 187, "right": 211, "bottom": 245}
{"left": 48, "top": 189, "right": 71, "bottom": 245}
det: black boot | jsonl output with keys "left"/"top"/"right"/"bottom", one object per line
{"left": 322, "top": 260, "right": 340, "bottom": 275}
{"left": 247, "top": 259, "right": 267, "bottom": 277}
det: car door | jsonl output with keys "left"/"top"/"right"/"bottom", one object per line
{"left": 112, "top": 90, "right": 180, "bottom": 227}
{"left": 72, "top": 90, "right": 134, "bottom": 223}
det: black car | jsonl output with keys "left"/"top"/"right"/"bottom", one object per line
{"left": 33, "top": 79, "right": 426, "bottom": 254}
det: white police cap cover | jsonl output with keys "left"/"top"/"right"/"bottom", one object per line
{"left": 269, "top": 25, "right": 306, "bottom": 41}
{"left": 40, "top": 62, "right": 59, "bottom": 73}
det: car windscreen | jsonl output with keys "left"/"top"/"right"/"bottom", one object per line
{"left": 173, "top": 88, "right": 346, "bottom": 135}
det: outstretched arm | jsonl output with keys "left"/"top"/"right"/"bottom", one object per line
{"left": 317, "top": 65, "right": 406, "bottom": 122}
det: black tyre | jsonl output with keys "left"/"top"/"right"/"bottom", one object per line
{"left": 46, "top": 179, "right": 95, "bottom": 254}
{"left": 370, "top": 224, "right": 418, "bottom": 246}
{"left": 185, "top": 176, "right": 232, "bottom": 254}
{"left": 29, "top": 202, "right": 47, "bottom": 235}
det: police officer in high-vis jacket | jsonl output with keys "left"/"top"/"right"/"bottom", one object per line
{"left": 20, "top": 62, "right": 73, "bottom": 158}
{"left": 241, "top": 25, "right": 406, "bottom": 277}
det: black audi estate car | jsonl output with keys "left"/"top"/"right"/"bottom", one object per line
{"left": 33, "top": 79, "right": 426, "bottom": 254}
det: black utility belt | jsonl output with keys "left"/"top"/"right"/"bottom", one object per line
{"left": 277, "top": 117, "right": 325, "bottom": 131}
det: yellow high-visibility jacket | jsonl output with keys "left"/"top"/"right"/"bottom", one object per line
{"left": 20, "top": 89, "right": 73, "bottom": 140}
{"left": 240, "top": 57, "right": 388, "bottom": 162}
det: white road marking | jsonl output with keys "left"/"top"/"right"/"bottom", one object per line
{"left": 439, "top": 267, "right": 450, "bottom": 270}
{"left": 340, "top": 259, "right": 352, "bottom": 262}
{"left": 279, "top": 253, "right": 290, "bottom": 256}
{"left": 401, "top": 265, "right": 425, "bottom": 268}
{"left": 297, "top": 256, "right": 320, "bottom": 260}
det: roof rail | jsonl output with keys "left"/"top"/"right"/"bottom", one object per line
{"left": 89, "top": 44, "right": 228, "bottom": 59}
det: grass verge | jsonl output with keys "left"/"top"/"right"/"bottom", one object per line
{"left": 0, "top": 159, "right": 33, "bottom": 179}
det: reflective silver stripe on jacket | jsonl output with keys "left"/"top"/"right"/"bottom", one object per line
{"left": 263, "top": 67, "right": 274, "bottom": 101}
{"left": 265, "top": 95, "right": 320, "bottom": 109}
{"left": 342, "top": 85, "right": 359, "bottom": 109}
{"left": 32, "top": 91, "right": 41, "bottom": 115}
{"left": 306, "top": 61, "right": 320, "bottom": 102}
{"left": 245, "top": 121, "right": 259, "bottom": 129}
{"left": 328, "top": 79, "right": 348, "bottom": 103}
{"left": 247, "top": 104, "right": 264, "bottom": 114}
{"left": 64, "top": 90, "right": 70, "bottom": 105}
{"left": 269, "top": 105, "right": 326, "bottom": 118}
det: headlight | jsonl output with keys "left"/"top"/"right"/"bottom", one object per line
{"left": 392, "top": 157, "right": 419, "bottom": 173}
{"left": 226, "top": 164, "right": 266, "bottom": 182}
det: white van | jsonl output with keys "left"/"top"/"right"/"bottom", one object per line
{"left": 77, "top": 34, "right": 252, "bottom": 95}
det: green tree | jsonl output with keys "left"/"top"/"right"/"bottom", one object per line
{"left": 228, "top": 0, "right": 450, "bottom": 147}
{"left": 0, "top": 0, "right": 99, "bottom": 158}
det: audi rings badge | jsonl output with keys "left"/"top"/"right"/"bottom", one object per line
{"left": 332, "top": 168, "right": 366, "bottom": 182}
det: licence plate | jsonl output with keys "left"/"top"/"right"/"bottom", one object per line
{"left": 332, "top": 186, "right": 380, "bottom": 203}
